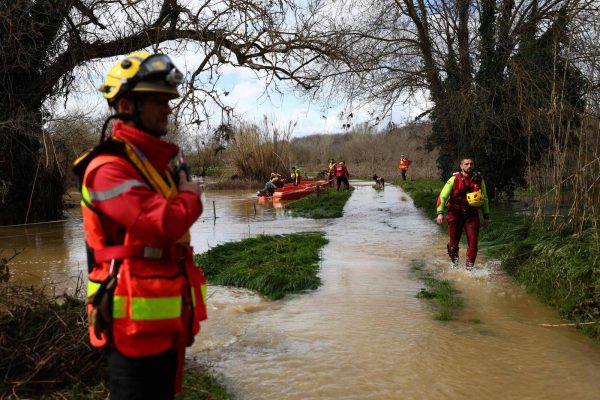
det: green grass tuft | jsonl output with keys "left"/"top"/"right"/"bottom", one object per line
{"left": 178, "top": 370, "right": 233, "bottom": 400}
{"left": 195, "top": 232, "right": 329, "bottom": 300}
{"left": 411, "top": 259, "right": 464, "bottom": 321}
{"left": 286, "top": 187, "right": 353, "bottom": 219}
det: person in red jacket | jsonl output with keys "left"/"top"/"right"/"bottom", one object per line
{"left": 397, "top": 154, "right": 411, "bottom": 181}
{"left": 436, "top": 158, "right": 490, "bottom": 270}
{"left": 73, "top": 52, "right": 205, "bottom": 399}
{"left": 334, "top": 161, "right": 350, "bottom": 191}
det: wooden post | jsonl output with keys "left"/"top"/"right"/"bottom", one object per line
{"left": 316, "top": 184, "right": 321, "bottom": 197}
{"left": 213, "top": 201, "right": 216, "bottom": 222}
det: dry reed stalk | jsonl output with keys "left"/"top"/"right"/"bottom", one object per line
{"left": 0, "top": 284, "right": 107, "bottom": 397}
{"left": 227, "top": 117, "right": 294, "bottom": 181}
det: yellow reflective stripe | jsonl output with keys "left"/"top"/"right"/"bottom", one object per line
{"left": 191, "top": 284, "right": 207, "bottom": 308}
{"left": 113, "top": 296, "right": 126, "bottom": 319}
{"left": 118, "top": 139, "right": 177, "bottom": 200}
{"left": 87, "top": 280, "right": 101, "bottom": 297}
{"left": 201, "top": 284, "right": 207, "bottom": 305}
{"left": 82, "top": 185, "right": 92, "bottom": 204}
{"left": 130, "top": 296, "right": 182, "bottom": 320}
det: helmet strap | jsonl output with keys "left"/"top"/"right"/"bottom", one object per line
{"left": 100, "top": 112, "right": 134, "bottom": 143}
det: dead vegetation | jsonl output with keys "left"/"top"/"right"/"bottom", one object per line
{"left": 0, "top": 283, "right": 106, "bottom": 398}
{"left": 289, "top": 122, "right": 438, "bottom": 180}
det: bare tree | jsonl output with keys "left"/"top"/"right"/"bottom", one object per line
{"left": 312, "top": 0, "right": 597, "bottom": 195}
{"left": 0, "top": 0, "right": 346, "bottom": 224}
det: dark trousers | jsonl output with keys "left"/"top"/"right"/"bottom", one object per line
{"left": 401, "top": 170, "right": 407, "bottom": 180}
{"left": 446, "top": 209, "right": 480, "bottom": 266}
{"left": 336, "top": 176, "right": 349, "bottom": 191}
{"left": 106, "top": 348, "right": 177, "bottom": 400}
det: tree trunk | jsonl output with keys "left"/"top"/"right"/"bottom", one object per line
{"left": 0, "top": 108, "right": 64, "bottom": 225}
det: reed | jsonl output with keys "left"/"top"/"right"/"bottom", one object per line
{"left": 227, "top": 117, "right": 294, "bottom": 181}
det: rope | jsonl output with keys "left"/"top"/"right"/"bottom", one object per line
{"left": 0, "top": 219, "right": 70, "bottom": 228}
{"left": 537, "top": 321, "right": 598, "bottom": 327}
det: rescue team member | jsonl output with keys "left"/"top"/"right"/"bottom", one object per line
{"left": 397, "top": 154, "right": 411, "bottom": 181}
{"left": 436, "top": 158, "right": 490, "bottom": 270}
{"left": 258, "top": 172, "right": 281, "bottom": 196}
{"left": 335, "top": 161, "right": 350, "bottom": 191}
{"left": 290, "top": 166, "right": 302, "bottom": 186}
{"left": 327, "top": 158, "right": 336, "bottom": 187}
{"left": 72, "top": 52, "right": 207, "bottom": 399}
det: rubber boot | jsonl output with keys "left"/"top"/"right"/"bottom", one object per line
{"left": 447, "top": 244, "right": 459, "bottom": 268}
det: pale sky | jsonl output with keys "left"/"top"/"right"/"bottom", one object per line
{"left": 55, "top": 51, "right": 429, "bottom": 138}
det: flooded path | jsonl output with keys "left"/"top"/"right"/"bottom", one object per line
{"left": 193, "top": 182, "right": 600, "bottom": 399}
{"left": 2, "top": 181, "right": 599, "bottom": 399}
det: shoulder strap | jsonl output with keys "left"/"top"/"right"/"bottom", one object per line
{"left": 73, "top": 139, "right": 126, "bottom": 185}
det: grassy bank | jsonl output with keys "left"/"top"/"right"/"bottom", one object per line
{"left": 42, "top": 370, "right": 230, "bottom": 400}
{"left": 400, "top": 179, "right": 600, "bottom": 340}
{"left": 0, "top": 284, "right": 232, "bottom": 399}
{"left": 195, "top": 232, "right": 328, "bottom": 300}
{"left": 285, "top": 188, "right": 353, "bottom": 219}
{"left": 411, "top": 259, "right": 464, "bottom": 321}
{"left": 485, "top": 224, "right": 600, "bottom": 339}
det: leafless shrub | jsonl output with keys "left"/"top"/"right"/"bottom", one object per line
{"left": 227, "top": 117, "right": 294, "bottom": 181}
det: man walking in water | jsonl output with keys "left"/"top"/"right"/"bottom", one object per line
{"left": 436, "top": 158, "right": 490, "bottom": 270}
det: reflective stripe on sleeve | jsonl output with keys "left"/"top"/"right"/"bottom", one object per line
{"left": 87, "top": 180, "right": 149, "bottom": 202}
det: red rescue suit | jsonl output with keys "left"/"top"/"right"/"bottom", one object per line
{"left": 74, "top": 121, "right": 206, "bottom": 393}
{"left": 436, "top": 172, "right": 489, "bottom": 266}
{"left": 334, "top": 163, "right": 350, "bottom": 191}
{"left": 398, "top": 158, "right": 410, "bottom": 171}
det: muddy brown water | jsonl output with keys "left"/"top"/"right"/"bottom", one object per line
{"left": 2, "top": 181, "right": 599, "bottom": 399}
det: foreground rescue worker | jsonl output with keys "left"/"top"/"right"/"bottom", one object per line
{"left": 290, "top": 166, "right": 302, "bottom": 186}
{"left": 436, "top": 158, "right": 490, "bottom": 270}
{"left": 327, "top": 158, "right": 336, "bottom": 187}
{"left": 397, "top": 154, "right": 411, "bottom": 181}
{"left": 73, "top": 52, "right": 207, "bottom": 399}
{"left": 334, "top": 161, "right": 350, "bottom": 191}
